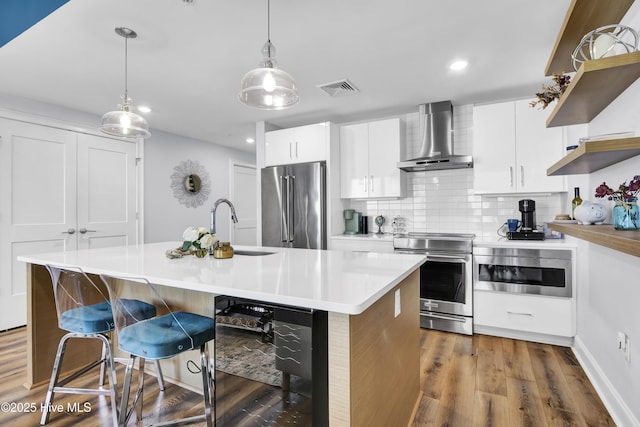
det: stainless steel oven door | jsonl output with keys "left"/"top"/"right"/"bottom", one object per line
{"left": 403, "top": 251, "right": 473, "bottom": 317}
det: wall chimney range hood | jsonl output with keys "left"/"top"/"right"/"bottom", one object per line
{"left": 397, "top": 101, "right": 473, "bottom": 172}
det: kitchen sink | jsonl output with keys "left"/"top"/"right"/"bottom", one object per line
{"left": 233, "top": 250, "right": 276, "bottom": 256}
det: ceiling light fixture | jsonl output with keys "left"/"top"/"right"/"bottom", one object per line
{"left": 246, "top": 137, "right": 255, "bottom": 143}
{"left": 238, "top": 0, "right": 299, "bottom": 110}
{"left": 449, "top": 60, "right": 468, "bottom": 71}
{"left": 99, "top": 27, "right": 150, "bottom": 139}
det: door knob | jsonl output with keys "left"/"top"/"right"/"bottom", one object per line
{"left": 61, "top": 228, "right": 76, "bottom": 235}
{"left": 79, "top": 228, "right": 97, "bottom": 234}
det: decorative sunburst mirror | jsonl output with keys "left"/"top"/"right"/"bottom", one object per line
{"left": 170, "top": 160, "right": 211, "bottom": 208}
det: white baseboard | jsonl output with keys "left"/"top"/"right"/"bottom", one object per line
{"left": 572, "top": 336, "right": 640, "bottom": 427}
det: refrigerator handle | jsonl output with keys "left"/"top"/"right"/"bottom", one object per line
{"left": 280, "top": 176, "right": 288, "bottom": 243}
{"left": 288, "top": 175, "right": 295, "bottom": 243}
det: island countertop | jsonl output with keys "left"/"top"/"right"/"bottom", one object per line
{"left": 18, "top": 241, "right": 426, "bottom": 315}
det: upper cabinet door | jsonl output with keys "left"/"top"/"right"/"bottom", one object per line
{"left": 293, "top": 123, "right": 327, "bottom": 164}
{"left": 265, "top": 123, "right": 328, "bottom": 167}
{"left": 368, "top": 118, "right": 405, "bottom": 198}
{"left": 473, "top": 100, "right": 566, "bottom": 194}
{"left": 514, "top": 100, "right": 566, "bottom": 193}
{"left": 340, "top": 123, "right": 369, "bottom": 198}
{"left": 473, "top": 102, "right": 517, "bottom": 194}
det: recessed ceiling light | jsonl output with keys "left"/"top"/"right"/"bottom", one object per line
{"left": 137, "top": 105, "right": 152, "bottom": 113}
{"left": 246, "top": 137, "right": 255, "bottom": 144}
{"left": 449, "top": 60, "right": 468, "bottom": 71}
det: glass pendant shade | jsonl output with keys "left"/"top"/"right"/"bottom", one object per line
{"left": 100, "top": 97, "right": 150, "bottom": 139}
{"left": 99, "top": 27, "right": 150, "bottom": 139}
{"left": 239, "top": 4, "right": 299, "bottom": 110}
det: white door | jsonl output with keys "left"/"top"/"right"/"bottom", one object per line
{"left": 230, "top": 161, "right": 257, "bottom": 245}
{"left": 0, "top": 119, "right": 139, "bottom": 330}
{"left": 77, "top": 133, "right": 137, "bottom": 249}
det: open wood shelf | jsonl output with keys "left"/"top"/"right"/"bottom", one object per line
{"left": 545, "top": 0, "right": 634, "bottom": 76}
{"left": 546, "top": 51, "right": 640, "bottom": 127}
{"left": 547, "top": 223, "right": 640, "bottom": 257}
{"left": 547, "top": 137, "right": 640, "bottom": 175}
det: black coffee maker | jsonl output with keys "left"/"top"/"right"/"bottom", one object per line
{"left": 507, "top": 199, "right": 544, "bottom": 240}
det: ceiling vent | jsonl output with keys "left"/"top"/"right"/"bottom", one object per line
{"left": 317, "top": 79, "right": 360, "bottom": 97}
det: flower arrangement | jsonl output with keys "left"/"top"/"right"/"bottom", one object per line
{"left": 529, "top": 73, "right": 572, "bottom": 110}
{"left": 595, "top": 175, "right": 640, "bottom": 206}
{"left": 181, "top": 226, "right": 218, "bottom": 253}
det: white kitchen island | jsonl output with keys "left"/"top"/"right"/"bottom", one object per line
{"left": 18, "top": 242, "right": 425, "bottom": 427}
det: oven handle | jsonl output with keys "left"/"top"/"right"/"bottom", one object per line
{"left": 421, "top": 311, "right": 468, "bottom": 323}
{"left": 394, "top": 250, "right": 470, "bottom": 263}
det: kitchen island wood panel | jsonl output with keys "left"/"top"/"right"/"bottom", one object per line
{"left": 19, "top": 243, "right": 425, "bottom": 426}
{"left": 329, "top": 270, "right": 420, "bottom": 426}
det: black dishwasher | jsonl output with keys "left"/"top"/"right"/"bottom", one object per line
{"left": 214, "top": 295, "right": 328, "bottom": 426}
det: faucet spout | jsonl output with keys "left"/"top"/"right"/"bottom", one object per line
{"left": 210, "top": 198, "right": 239, "bottom": 235}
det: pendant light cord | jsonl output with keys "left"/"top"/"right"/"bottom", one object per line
{"left": 267, "top": 0, "right": 271, "bottom": 43}
{"left": 123, "top": 34, "right": 129, "bottom": 101}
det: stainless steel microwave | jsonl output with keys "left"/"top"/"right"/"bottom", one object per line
{"left": 473, "top": 247, "right": 572, "bottom": 298}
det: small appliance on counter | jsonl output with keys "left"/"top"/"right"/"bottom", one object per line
{"left": 507, "top": 199, "right": 545, "bottom": 240}
{"left": 343, "top": 209, "right": 361, "bottom": 234}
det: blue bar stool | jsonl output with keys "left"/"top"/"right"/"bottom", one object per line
{"left": 100, "top": 273, "right": 216, "bottom": 427}
{"left": 41, "top": 265, "right": 164, "bottom": 426}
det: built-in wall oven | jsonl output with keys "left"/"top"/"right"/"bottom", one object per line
{"left": 473, "top": 247, "right": 572, "bottom": 297}
{"left": 393, "top": 233, "right": 475, "bottom": 335}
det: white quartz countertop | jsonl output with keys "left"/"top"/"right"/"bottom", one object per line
{"left": 18, "top": 242, "right": 426, "bottom": 315}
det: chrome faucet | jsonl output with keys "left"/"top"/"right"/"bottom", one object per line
{"left": 210, "top": 198, "right": 238, "bottom": 236}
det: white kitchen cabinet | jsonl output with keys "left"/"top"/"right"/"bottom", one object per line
{"left": 340, "top": 118, "right": 406, "bottom": 199}
{"left": 265, "top": 122, "right": 327, "bottom": 166}
{"left": 473, "top": 99, "right": 566, "bottom": 194}
{"left": 474, "top": 290, "right": 574, "bottom": 337}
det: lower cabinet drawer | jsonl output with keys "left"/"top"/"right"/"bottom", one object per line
{"left": 474, "top": 291, "right": 574, "bottom": 337}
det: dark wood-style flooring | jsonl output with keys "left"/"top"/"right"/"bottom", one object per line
{"left": 0, "top": 327, "right": 615, "bottom": 426}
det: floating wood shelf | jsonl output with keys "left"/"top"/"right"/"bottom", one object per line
{"left": 546, "top": 51, "right": 640, "bottom": 128}
{"left": 548, "top": 223, "right": 640, "bottom": 257}
{"left": 545, "top": 0, "right": 634, "bottom": 76}
{"left": 547, "top": 137, "right": 640, "bottom": 175}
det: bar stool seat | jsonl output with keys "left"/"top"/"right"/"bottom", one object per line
{"left": 100, "top": 273, "right": 216, "bottom": 427}
{"left": 40, "top": 265, "right": 164, "bottom": 427}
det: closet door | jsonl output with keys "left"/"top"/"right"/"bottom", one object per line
{"left": 76, "top": 133, "right": 137, "bottom": 249}
{"left": 0, "top": 118, "right": 77, "bottom": 330}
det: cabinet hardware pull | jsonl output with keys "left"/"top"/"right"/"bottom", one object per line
{"left": 520, "top": 165, "right": 525, "bottom": 187}
{"left": 363, "top": 176, "right": 368, "bottom": 192}
{"left": 79, "top": 228, "right": 97, "bottom": 234}
{"left": 289, "top": 142, "right": 293, "bottom": 160}
{"left": 61, "top": 228, "right": 76, "bottom": 235}
{"left": 295, "top": 141, "right": 298, "bottom": 159}
{"left": 370, "top": 175, "right": 374, "bottom": 192}
{"left": 509, "top": 166, "right": 514, "bottom": 188}
{"left": 506, "top": 310, "right": 533, "bottom": 316}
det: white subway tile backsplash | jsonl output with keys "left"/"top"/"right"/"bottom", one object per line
{"left": 344, "top": 105, "right": 567, "bottom": 238}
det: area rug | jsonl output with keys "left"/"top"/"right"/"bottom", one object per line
{"left": 215, "top": 326, "right": 282, "bottom": 387}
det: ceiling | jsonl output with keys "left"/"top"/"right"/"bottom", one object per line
{"left": 0, "top": 0, "right": 572, "bottom": 153}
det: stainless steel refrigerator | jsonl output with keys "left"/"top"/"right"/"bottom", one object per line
{"left": 261, "top": 161, "right": 326, "bottom": 249}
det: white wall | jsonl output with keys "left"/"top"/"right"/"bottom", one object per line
{"left": 0, "top": 93, "right": 256, "bottom": 245}
{"left": 143, "top": 130, "right": 254, "bottom": 243}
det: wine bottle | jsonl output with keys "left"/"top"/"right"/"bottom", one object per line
{"left": 571, "top": 187, "right": 582, "bottom": 219}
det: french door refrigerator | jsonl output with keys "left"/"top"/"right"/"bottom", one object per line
{"left": 261, "top": 161, "right": 326, "bottom": 249}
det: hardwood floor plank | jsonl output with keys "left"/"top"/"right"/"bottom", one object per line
{"left": 419, "top": 330, "right": 456, "bottom": 398}
{"left": 413, "top": 395, "right": 439, "bottom": 427}
{"left": 552, "top": 347, "right": 615, "bottom": 426}
{"left": 503, "top": 337, "right": 536, "bottom": 382}
{"left": 473, "top": 391, "right": 510, "bottom": 427}
{"left": 1, "top": 327, "right": 618, "bottom": 427}
{"left": 476, "top": 334, "right": 507, "bottom": 396}
{"left": 506, "top": 376, "right": 550, "bottom": 427}
{"left": 433, "top": 335, "right": 477, "bottom": 426}
{"left": 527, "top": 341, "right": 579, "bottom": 414}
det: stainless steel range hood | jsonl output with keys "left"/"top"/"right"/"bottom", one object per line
{"left": 397, "top": 101, "right": 473, "bottom": 172}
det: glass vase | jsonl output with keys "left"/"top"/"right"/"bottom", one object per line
{"left": 612, "top": 198, "right": 640, "bottom": 230}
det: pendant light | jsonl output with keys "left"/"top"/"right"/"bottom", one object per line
{"left": 238, "top": 0, "right": 299, "bottom": 110}
{"left": 99, "top": 27, "right": 150, "bottom": 139}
